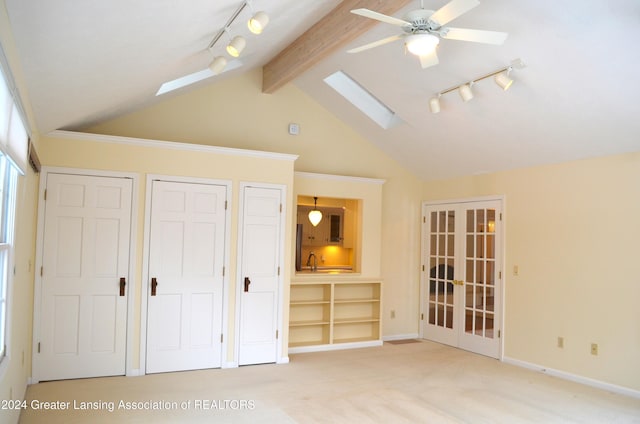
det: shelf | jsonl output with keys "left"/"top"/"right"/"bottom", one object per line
{"left": 288, "top": 280, "right": 381, "bottom": 351}
{"left": 334, "top": 317, "right": 380, "bottom": 324}
{"left": 290, "top": 320, "right": 330, "bottom": 327}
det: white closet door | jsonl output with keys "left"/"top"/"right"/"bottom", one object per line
{"left": 146, "top": 180, "right": 227, "bottom": 373}
{"left": 237, "top": 185, "right": 283, "bottom": 365}
{"left": 39, "top": 173, "right": 132, "bottom": 380}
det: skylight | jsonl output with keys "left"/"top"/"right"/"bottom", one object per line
{"left": 155, "top": 60, "right": 243, "bottom": 96}
{"left": 323, "top": 71, "right": 401, "bottom": 130}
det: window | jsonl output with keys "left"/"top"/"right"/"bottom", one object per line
{"left": 0, "top": 47, "right": 27, "bottom": 365}
{"left": 0, "top": 153, "right": 17, "bottom": 360}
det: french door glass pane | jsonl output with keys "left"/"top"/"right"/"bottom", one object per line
{"left": 428, "top": 209, "right": 455, "bottom": 330}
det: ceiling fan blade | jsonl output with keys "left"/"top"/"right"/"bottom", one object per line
{"left": 351, "top": 8, "right": 412, "bottom": 27}
{"left": 347, "top": 34, "right": 404, "bottom": 53}
{"left": 429, "top": 0, "right": 480, "bottom": 27}
{"left": 442, "top": 27, "right": 508, "bottom": 45}
{"left": 419, "top": 51, "right": 439, "bottom": 69}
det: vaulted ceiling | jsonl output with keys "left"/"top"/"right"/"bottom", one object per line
{"left": 5, "top": 0, "right": 640, "bottom": 180}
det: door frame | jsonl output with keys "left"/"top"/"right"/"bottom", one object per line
{"left": 233, "top": 182, "right": 288, "bottom": 366}
{"left": 32, "top": 167, "right": 139, "bottom": 382}
{"left": 139, "top": 174, "right": 232, "bottom": 374}
{"left": 419, "top": 195, "right": 506, "bottom": 360}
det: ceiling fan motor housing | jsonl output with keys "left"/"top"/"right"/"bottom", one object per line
{"left": 403, "top": 9, "right": 439, "bottom": 34}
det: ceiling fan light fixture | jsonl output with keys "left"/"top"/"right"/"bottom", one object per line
{"left": 458, "top": 83, "right": 474, "bottom": 102}
{"left": 226, "top": 35, "right": 246, "bottom": 57}
{"left": 495, "top": 70, "right": 513, "bottom": 91}
{"left": 429, "top": 96, "right": 441, "bottom": 114}
{"left": 405, "top": 34, "right": 439, "bottom": 56}
{"left": 208, "top": 56, "right": 227, "bottom": 75}
{"left": 248, "top": 11, "right": 269, "bottom": 34}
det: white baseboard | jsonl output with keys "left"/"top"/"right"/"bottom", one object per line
{"left": 382, "top": 333, "right": 419, "bottom": 342}
{"left": 222, "top": 361, "right": 238, "bottom": 369}
{"left": 502, "top": 356, "right": 640, "bottom": 399}
{"left": 277, "top": 356, "right": 290, "bottom": 365}
{"left": 126, "top": 369, "right": 142, "bottom": 377}
{"left": 289, "top": 340, "right": 383, "bottom": 354}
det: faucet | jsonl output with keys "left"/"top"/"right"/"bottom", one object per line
{"left": 306, "top": 251, "right": 317, "bottom": 272}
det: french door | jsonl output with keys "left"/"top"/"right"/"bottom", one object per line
{"left": 420, "top": 199, "right": 503, "bottom": 358}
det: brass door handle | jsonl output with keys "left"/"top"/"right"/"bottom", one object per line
{"left": 151, "top": 277, "right": 158, "bottom": 296}
{"left": 453, "top": 279, "right": 464, "bottom": 285}
{"left": 119, "top": 277, "right": 126, "bottom": 296}
{"left": 244, "top": 277, "right": 251, "bottom": 293}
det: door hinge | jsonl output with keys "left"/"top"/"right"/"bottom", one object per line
{"left": 423, "top": 216, "right": 426, "bottom": 223}
{"left": 421, "top": 313, "right": 424, "bottom": 320}
{"left": 422, "top": 265, "right": 425, "bottom": 272}
{"left": 225, "top": 200, "right": 228, "bottom": 210}
{"left": 38, "top": 342, "right": 41, "bottom": 353}
{"left": 220, "top": 334, "right": 224, "bottom": 343}
{"left": 499, "top": 271, "right": 502, "bottom": 279}
{"left": 275, "top": 330, "right": 279, "bottom": 339}
{"left": 500, "top": 212, "right": 503, "bottom": 221}
{"left": 40, "top": 266, "right": 43, "bottom": 277}
{"left": 222, "top": 266, "right": 225, "bottom": 277}
{"left": 277, "top": 266, "right": 280, "bottom": 276}
{"left": 43, "top": 189, "right": 47, "bottom": 201}
{"left": 498, "top": 330, "right": 501, "bottom": 338}
{"left": 279, "top": 203, "right": 282, "bottom": 213}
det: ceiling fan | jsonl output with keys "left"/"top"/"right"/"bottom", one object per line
{"left": 348, "top": 0, "right": 507, "bottom": 69}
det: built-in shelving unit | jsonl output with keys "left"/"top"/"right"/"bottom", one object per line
{"left": 289, "top": 281, "right": 381, "bottom": 353}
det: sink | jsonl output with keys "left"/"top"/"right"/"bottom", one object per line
{"left": 298, "top": 266, "right": 353, "bottom": 274}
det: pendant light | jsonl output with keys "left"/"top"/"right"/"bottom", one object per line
{"left": 308, "top": 197, "right": 323, "bottom": 227}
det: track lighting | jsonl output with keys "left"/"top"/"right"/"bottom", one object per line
{"left": 308, "top": 197, "right": 323, "bottom": 227}
{"left": 429, "top": 95, "right": 441, "bottom": 114}
{"left": 458, "top": 83, "right": 474, "bottom": 102}
{"left": 206, "top": 2, "right": 269, "bottom": 62}
{"left": 248, "top": 11, "right": 269, "bottom": 34}
{"left": 226, "top": 35, "right": 246, "bottom": 57}
{"left": 208, "top": 56, "right": 227, "bottom": 75}
{"left": 428, "top": 58, "right": 525, "bottom": 113}
{"left": 494, "top": 70, "right": 513, "bottom": 90}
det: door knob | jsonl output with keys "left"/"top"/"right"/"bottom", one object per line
{"left": 119, "top": 277, "right": 126, "bottom": 296}
{"left": 151, "top": 277, "right": 158, "bottom": 296}
{"left": 244, "top": 277, "right": 251, "bottom": 293}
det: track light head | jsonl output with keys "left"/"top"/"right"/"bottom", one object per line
{"left": 495, "top": 70, "right": 513, "bottom": 91}
{"left": 208, "top": 56, "right": 227, "bottom": 75}
{"left": 248, "top": 11, "right": 269, "bottom": 34}
{"left": 226, "top": 35, "right": 246, "bottom": 57}
{"left": 459, "top": 84, "right": 473, "bottom": 102}
{"left": 429, "top": 96, "right": 441, "bottom": 114}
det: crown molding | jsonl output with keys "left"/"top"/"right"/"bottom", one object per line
{"left": 295, "top": 171, "right": 385, "bottom": 185}
{"left": 47, "top": 130, "right": 299, "bottom": 162}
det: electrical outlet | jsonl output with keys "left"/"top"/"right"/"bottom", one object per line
{"left": 591, "top": 343, "right": 598, "bottom": 355}
{"left": 390, "top": 310, "right": 396, "bottom": 319}
{"left": 557, "top": 337, "right": 564, "bottom": 348}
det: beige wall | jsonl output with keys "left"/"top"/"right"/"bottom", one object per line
{"left": 85, "top": 69, "right": 425, "bottom": 339}
{"left": 422, "top": 152, "right": 640, "bottom": 391}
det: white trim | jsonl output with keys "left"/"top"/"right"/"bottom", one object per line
{"left": 47, "top": 130, "right": 299, "bottom": 162}
{"left": 222, "top": 361, "right": 238, "bottom": 369}
{"left": 382, "top": 333, "right": 420, "bottom": 341}
{"left": 289, "top": 340, "right": 383, "bottom": 354}
{"left": 234, "top": 182, "right": 287, "bottom": 366}
{"left": 502, "top": 356, "right": 640, "bottom": 400}
{"left": 32, "top": 167, "right": 139, "bottom": 383}
{"left": 126, "top": 368, "right": 142, "bottom": 377}
{"left": 295, "top": 171, "right": 385, "bottom": 185}
{"left": 277, "top": 356, "right": 290, "bottom": 365}
{"left": 139, "top": 174, "right": 232, "bottom": 375}
{"left": 423, "top": 194, "right": 505, "bottom": 206}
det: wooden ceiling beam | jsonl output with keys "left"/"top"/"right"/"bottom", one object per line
{"left": 262, "top": 0, "right": 413, "bottom": 94}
